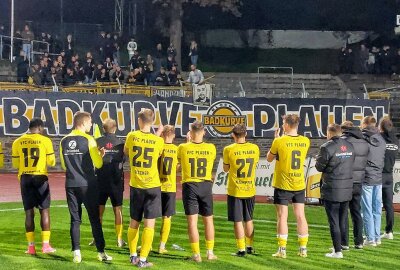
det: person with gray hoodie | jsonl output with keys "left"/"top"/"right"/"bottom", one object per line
{"left": 361, "top": 116, "right": 386, "bottom": 246}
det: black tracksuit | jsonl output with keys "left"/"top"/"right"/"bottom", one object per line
{"left": 341, "top": 127, "right": 369, "bottom": 246}
{"left": 316, "top": 136, "right": 355, "bottom": 252}
{"left": 381, "top": 131, "right": 399, "bottom": 233}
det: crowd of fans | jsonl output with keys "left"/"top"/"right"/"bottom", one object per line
{"left": 1, "top": 24, "right": 202, "bottom": 87}
{"left": 338, "top": 43, "right": 400, "bottom": 75}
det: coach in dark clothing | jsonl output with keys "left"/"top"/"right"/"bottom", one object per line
{"left": 341, "top": 122, "right": 369, "bottom": 248}
{"left": 361, "top": 116, "right": 386, "bottom": 246}
{"left": 379, "top": 117, "right": 399, "bottom": 239}
{"left": 316, "top": 124, "right": 355, "bottom": 259}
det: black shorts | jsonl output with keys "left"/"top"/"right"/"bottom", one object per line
{"left": 97, "top": 164, "right": 124, "bottom": 207}
{"left": 227, "top": 195, "right": 255, "bottom": 222}
{"left": 99, "top": 187, "right": 124, "bottom": 207}
{"left": 20, "top": 174, "right": 51, "bottom": 211}
{"left": 161, "top": 192, "right": 176, "bottom": 217}
{"left": 130, "top": 186, "right": 161, "bottom": 222}
{"left": 274, "top": 188, "right": 305, "bottom": 205}
{"left": 182, "top": 181, "right": 213, "bottom": 216}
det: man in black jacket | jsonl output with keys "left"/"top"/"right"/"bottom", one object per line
{"left": 316, "top": 124, "right": 355, "bottom": 259}
{"left": 361, "top": 116, "right": 386, "bottom": 246}
{"left": 379, "top": 117, "right": 399, "bottom": 240}
{"left": 341, "top": 121, "right": 369, "bottom": 249}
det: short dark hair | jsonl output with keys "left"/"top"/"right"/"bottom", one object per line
{"left": 327, "top": 123, "right": 342, "bottom": 137}
{"left": 282, "top": 114, "right": 300, "bottom": 128}
{"left": 73, "top": 111, "right": 91, "bottom": 128}
{"left": 379, "top": 116, "right": 393, "bottom": 133}
{"left": 232, "top": 123, "right": 246, "bottom": 138}
{"left": 138, "top": 108, "right": 154, "bottom": 124}
{"left": 191, "top": 121, "right": 204, "bottom": 133}
{"left": 362, "top": 116, "right": 377, "bottom": 127}
{"left": 29, "top": 118, "right": 44, "bottom": 130}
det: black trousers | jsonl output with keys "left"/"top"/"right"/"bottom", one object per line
{"left": 382, "top": 173, "right": 394, "bottom": 233}
{"left": 66, "top": 185, "right": 105, "bottom": 252}
{"left": 324, "top": 200, "right": 349, "bottom": 253}
{"left": 345, "top": 183, "right": 363, "bottom": 246}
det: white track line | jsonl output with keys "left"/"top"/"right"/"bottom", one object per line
{"left": 1, "top": 205, "right": 399, "bottom": 235}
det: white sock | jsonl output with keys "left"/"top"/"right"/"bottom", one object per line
{"left": 139, "top": 257, "right": 146, "bottom": 262}
{"left": 73, "top": 250, "right": 81, "bottom": 257}
{"left": 131, "top": 252, "right": 138, "bottom": 257}
{"left": 28, "top": 242, "right": 35, "bottom": 246}
{"left": 207, "top": 250, "right": 214, "bottom": 255}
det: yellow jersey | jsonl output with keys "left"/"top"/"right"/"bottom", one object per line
{"left": 159, "top": 143, "right": 178, "bottom": 193}
{"left": 125, "top": 130, "right": 164, "bottom": 189}
{"left": 270, "top": 135, "right": 310, "bottom": 191}
{"left": 178, "top": 142, "right": 216, "bottom": 183}
{"left": 223, "top": 142, "right": 260, "bottom": 197}
{"left": 0, "top": 142, "right": 4, "bottom": 168}
{"left": 12, "top": 133, "right": 56, "bottom": 179}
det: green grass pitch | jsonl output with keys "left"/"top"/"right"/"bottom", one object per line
{"left": 0, "top": 200, "right": 399, "bottom": 270}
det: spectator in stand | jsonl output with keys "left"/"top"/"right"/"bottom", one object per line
{"left": 39, "top": 32, "right": 48, "bottom": 53}
{"left": 82, "top": 56, "right": 95, "bottom": 83}
{"left": 21, "top": 25, "right": 34, "bottom": 61}
{"left": 56, "top": 55, "right": 65, "bottom": 70}
{"left": 168, "top": 65, "right": 183, "bottom": 86}
{"left": 74, "top": 61, "right": 84, "bottom": 82}
{"left": 189, "top": 40, "right": 199, "bottom": 65}
{"left": 98, "top": 68, "right": 110, "bottom": 82}
{"left": 113, "top": 43, "right": 121, "bottom": 66}
{"left": 46, "top": 66, "right": 63, "bottom": 86}
{"left": 98, "top": 31, "right": 107, "bottom": 61}
{"left": 29, "top": 64, "right": 43, "bottom": 85}
{"left": 64, "top": 67, "right": 77, "bottom": 86}
{"left": 46, "top": 33, "right": 54, "bottom": 54}
{"left": 154, "top": 43, "right": 164, "bottom": 72}
{"left": 94, "top": 63, "right": 103, "bottom": 81}
{"left": 166, "top": 55, "right": 177, "bottom": 71}
{"left": 346, "top": 48, "right": 354, "bottom": 74}
{"left": 126, "top": 68, "right": 145, "bottom": 85}
{"left": 104, "top": 33, "right": 113, "bottom": 61}
{"left": 381, "top": 45, "right": 393, "bottom": 74}
{"left": 112, "top": 66, "right": 124, "bottom": 82}
{"left": 357, "top": 44, "right": 369, "bottom": 74}
{"left": 155, "top": 67, "right": 169, "bottom": 86}
{"left": 104, "top": 57, "right": 113, "bottom": 72}
{"left": 145, "top": 54, "right": 154, "bottom": 85}
{"left": 16, "top": 50, "right": 29, "bottom": 82}
{"left": 53, "top": 34, "right": 62, "bottom": 54}
{"left": 338, "top": 47, "right": 348, "bottom": 74}
{"left": 14, "top": 30, "right": 23, "bottom": 57}
{"left": 64, "top": 34, "right": 74, "bottom": 62}
{"left": 167, "top": 43, "right": 177, "bottom": 60}
{"left": 129, "top": 50, "right": 142, "bottom": 70}
{"left": 127, "top": 37, "right": 137, "bottom": 61}
{"left": 187, "top": 64, "right": 204, "bottom": 84}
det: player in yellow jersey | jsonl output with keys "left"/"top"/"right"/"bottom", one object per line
{"left": 267, "top": 114, "right": 310, "bottom": 258}
{"left": 11, "top": 118, "right": 56, "bottom": 255}
{"left": 124, "top": 109, "right": 164, "bottom": 268}
{"left": 0, "top": 141, "right": 4, "bottom": 168}
{"left": 223, "top": 124, "right": 260, "bottom": 257}
{"left": 157, "top": 125, "right": 178, "bottom": 254}
{"left": 178, "top": 121, "right": 217, "bottom": 262}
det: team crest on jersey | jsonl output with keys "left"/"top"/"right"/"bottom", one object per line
{"left": 68, "top": 140, "right": 77, "bottom": 150}
{"left": 202, "top": 100, "right": 246, "bottom": 137}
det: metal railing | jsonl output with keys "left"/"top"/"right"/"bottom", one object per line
{"left": 256, "top": 66, "right": 294, "bottom": 91}
{"left": 0, "top": 34, "right": 49, "bottom": 63}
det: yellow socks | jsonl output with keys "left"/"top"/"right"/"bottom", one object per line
{"left": 205, "top": 239, "right": 214, "bottom": 255}
{"left": 190, "top": 242, "right": 200, "bottom": 255}
{"left": 140, "top": 227, "right": 155, "bottom": 260}
{"left": 26, "top": 232, "right": 35, "bottom": 246}
{"left": 277, "top": 234, "right": 288, "bottom": 248}
{"left": 245, "top": 236, "right": 254, "bottom": 248}
{"left": 160, "top": 217, "right": 171, "bottom": 248}
{"left": 298, "top": 234, "right": 309, "bottom": 248}
{"left": 115, "top": 224, "right": 123, "bottom": 241}
{"left": 41, "top": 231, "right": 51, "bottom": 244}
{"left": 128, "top": 227, "right": 139, "bottom": 256}
{"left": 236, "top": 238, "right": 246, "bottom": 251}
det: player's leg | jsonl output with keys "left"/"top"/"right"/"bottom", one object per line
{"left": 128, "top": 186, "right": 143, "bottom": 265}
{"left": 20, "top": 175, "right": 36, "bottom": 255}
{"left": 183, "top": 183, "right": 201, "bottom": 262}
{"left": 339, "top": 201, "right": 349, "bottom": 250}
{"left": 244, "top": 197, "right": 256, "bottom": 254}
{"left": 36, "top": 176, "right": 56, "bottom": 253}
{"left": 66, "top": 187, "right": 83, "bottom": 263}
{"left": 227, "top": 195, "right": 245, "bottom": 256}
{"left": 349, "top": 183, "right": 363, "bottom": 247}
{"left": 371, "top": 185, "right": 383, "bottom": 244}
{"left": 138, "top": 187, "right": 162, "bottom": 267}
{"left": 159, "top": 192, "right": 176, "bottom": 253}
{"left": 110, "top": 184, "right": 125, "bottom": 247}
{"left": 324, "top": 200, "right": 343, "bottom": 258}
{"left": 361, "top": 185, "right": 375, "bottom": 244}
{"left": 89, "top": 189, "right": 108, "bottom": 247}
{"left": 200, "top": 182, "right": 216, "bottom": 260}
{"left": 293, "top": 190, "right": 308, "bottom": 257}
{"left": 82, "top": 185, "right": 111, "bottom": 262}
{"left": 273, "top": 189, "right": 289, "bottom": 258}
{"left": 382, "top": 174, "right": 394, "bottom": 239}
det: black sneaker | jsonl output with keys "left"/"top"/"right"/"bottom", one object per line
{"left": 246, "top": 247, "right": 255, "bottom": 254}
{"left": 137, "top": 260, "right": 153, "bottom": 268}
{"left": 231, "top": 251, "right": 246, "bottom": 257}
